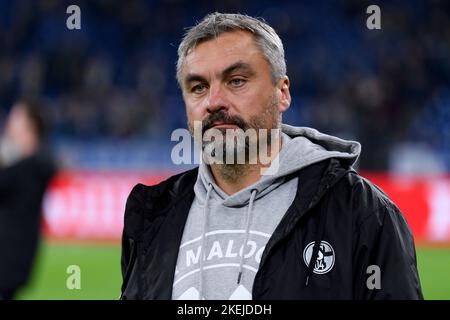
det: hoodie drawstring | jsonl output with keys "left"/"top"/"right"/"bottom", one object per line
{"left": 237, "top": 189, "right": 257, "bottom": 285}
{"left": 305, "top": 194, "right": 330, "bottom": 287}
{"left": 198, "top": 185, "right": 257, "bottom": 297}
{"left": 198, "top": 183, "right": 213, "bottom": 299}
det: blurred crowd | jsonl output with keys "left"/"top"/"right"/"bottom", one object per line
{"left": 0, "top": 0, "right": 449, "bottom": 171}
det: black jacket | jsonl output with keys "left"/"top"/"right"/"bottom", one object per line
{"left": 0, "top": 152, "right": 56, "bottom": 290}
{"left": 120, "top": 158, "right": 423, "bottom": 299}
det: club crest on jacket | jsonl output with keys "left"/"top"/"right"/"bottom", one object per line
{"left": 303, "top": 241, "right": 335, "bottom": 274}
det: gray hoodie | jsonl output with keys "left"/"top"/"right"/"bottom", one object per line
{"left": 172, "top": 124, "right": 361, "bottom": 300}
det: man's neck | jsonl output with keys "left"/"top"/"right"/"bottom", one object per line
{"left": 209, "top": 164, "right": 261, "bottom": 195}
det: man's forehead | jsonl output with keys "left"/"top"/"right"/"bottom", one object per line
{"left": 182, "top": 31, "right": 262, "bottom": 77}
{"left": 189, "top": 30, "right": 255, "bottom": 53}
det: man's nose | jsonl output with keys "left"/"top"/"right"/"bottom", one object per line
{"left": 206, "top": 85, "right": 229, "bottom": 114}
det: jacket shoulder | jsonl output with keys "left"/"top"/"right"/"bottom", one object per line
{"left": 341, "top": 171, "right": 410, "bottom": 238}
{"left": 122, "top": 167, "right": 198, "bottom": 240}
{"left": 343, "top": 172, "right": 422, "bottom": 299}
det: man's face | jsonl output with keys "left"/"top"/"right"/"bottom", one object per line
{"left": 180, "top": 30, "right": 291, "bottom": 152}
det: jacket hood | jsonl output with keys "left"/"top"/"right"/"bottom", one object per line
{"left": 195, "top": 124, "right": 361, "bottom": 207}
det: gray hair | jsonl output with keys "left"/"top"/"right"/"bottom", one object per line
{"left": 176, "top": 12, "right": 286, "bottom": 87}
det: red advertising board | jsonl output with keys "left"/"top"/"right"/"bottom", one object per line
{"left": 42, "top": 171, "right": 450, "bottom": 244}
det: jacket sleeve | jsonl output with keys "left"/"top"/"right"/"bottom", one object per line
{"left": 352, "top": 179, "right": 424, "bottom": 300}
{"left": 120, "top": 183, "right": 146, "bottom": 300}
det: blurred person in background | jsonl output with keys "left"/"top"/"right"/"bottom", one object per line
{"left": 0, "top": 99, "right": 56, "bottom": 300}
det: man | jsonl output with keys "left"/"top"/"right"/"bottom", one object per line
{"left": 120, "top": 13, "right": 423, "bottom": 300}
{"left": 0, "top": 99, "right": 56, "bottom": 299}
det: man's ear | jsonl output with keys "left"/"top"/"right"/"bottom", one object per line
{"left": 277, "top": 76, "right": 291, "bottom": 113}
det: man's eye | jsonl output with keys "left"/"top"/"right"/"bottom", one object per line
{"left": 191, "top": 84, "right": 207, "bottom": 93}
{"left": 229, "top": 78, "right": 246, "bottom": 87}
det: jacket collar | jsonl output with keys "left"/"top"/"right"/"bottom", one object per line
{"left": 258, "top": 158, "right": 354, "bottom": 269}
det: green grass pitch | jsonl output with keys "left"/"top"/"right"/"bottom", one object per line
{"left": 15, "top": 241, "right": 450, "bottom": 300}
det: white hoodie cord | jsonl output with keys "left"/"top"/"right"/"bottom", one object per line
{"left": 198, "top": 183, "right": 213, "bottom": 300}
{"left": 237, "top": 189, "right": 257, "bottom": 285}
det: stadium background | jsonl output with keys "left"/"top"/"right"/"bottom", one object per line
{"left": 0, "top": 0, "right": 449, "bottom": 299}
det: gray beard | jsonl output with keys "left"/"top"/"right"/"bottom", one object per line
{"left": 213, "top": 162, "right": 251, "bottom": 184}
{"left": 204, "top": 131, "right": 256, "bottom": 184}
{"left": 204, "top": 126, "right": 280, "bottom": 183}
{"left": 191, "top": 94, "right": 281, "bottom": 183}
